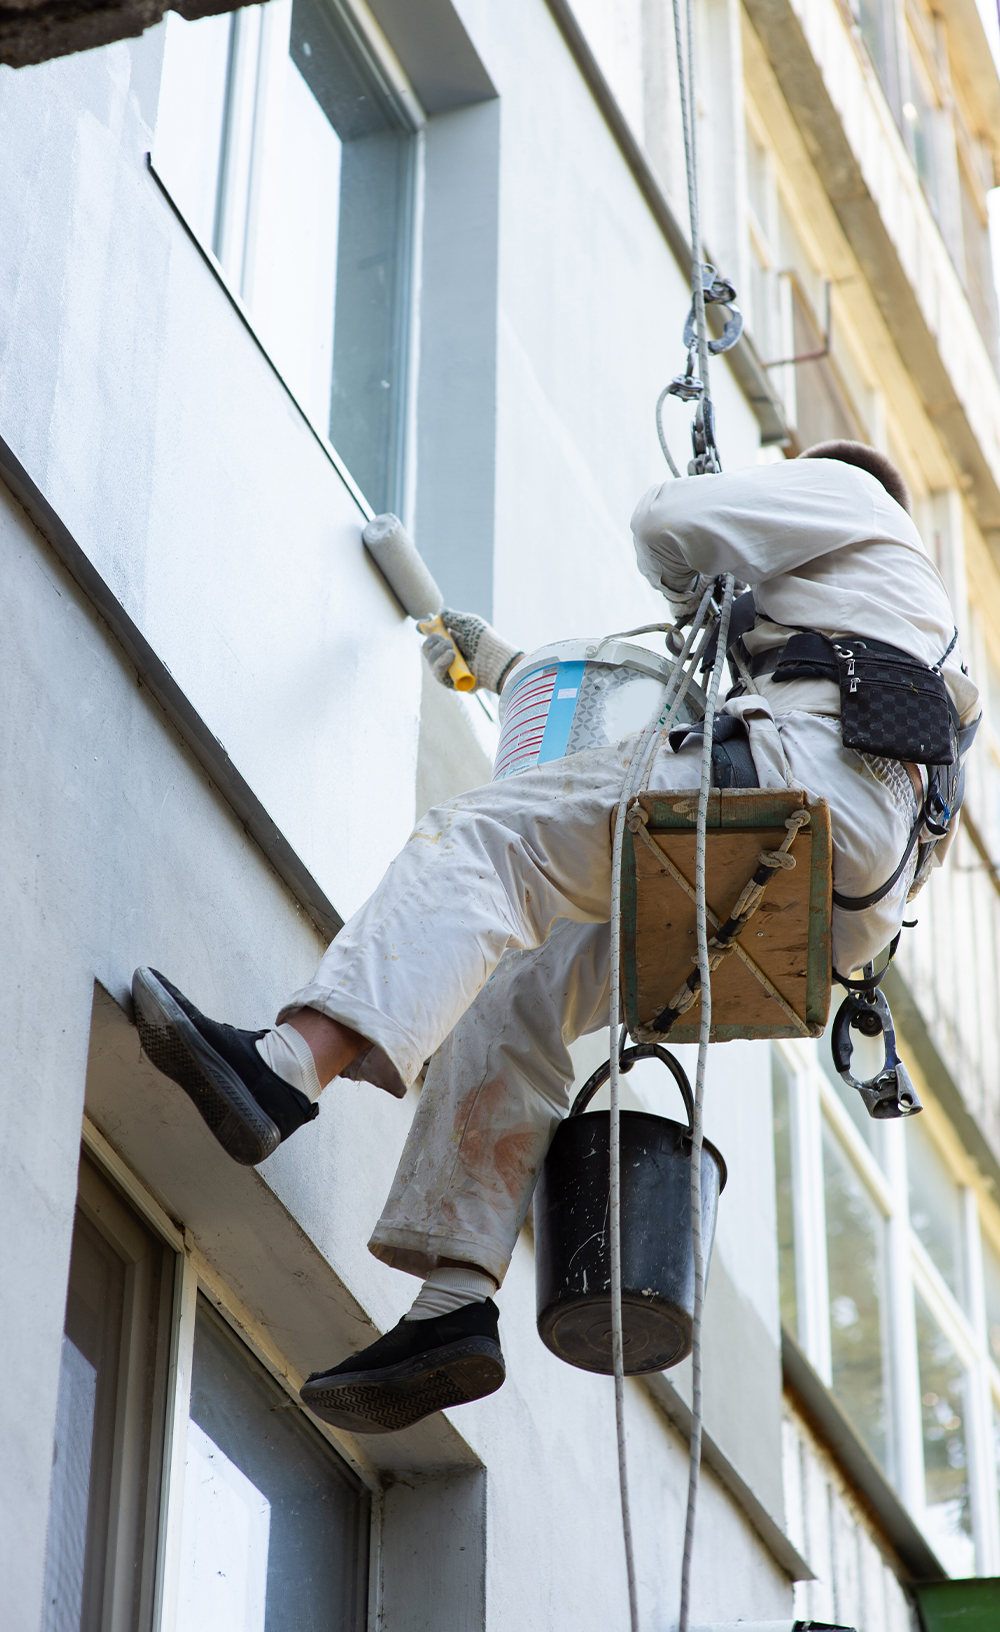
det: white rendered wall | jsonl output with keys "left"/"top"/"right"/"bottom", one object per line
{"left": 0, "top": 4, "right": 807, "bottom": 1629}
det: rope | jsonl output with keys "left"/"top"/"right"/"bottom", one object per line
{"left": 679, "top": 574, "right": 734, "bottom": 1632}
{"left": 607, "top": 582, "right": 717, "bottom": 1632}
{"left": 672, "top": 0, "right": 713, "bottom": 442}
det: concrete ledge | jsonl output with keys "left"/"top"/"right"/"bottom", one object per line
{"left": 643, "top": 1371, "right": 815, "bottom": 1582}
{"left": 0, "top": 435, "right": 343, "bottom": 943}
{"left": 781, "top": 1327, "right": 945, "bottom": 1581}
{"left": 0, "top": 0, "right": 250, "bottom": 71}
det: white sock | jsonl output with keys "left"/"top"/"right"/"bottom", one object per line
{"left": 255, "top": 1023, "right": 322, "bottom": 1103}
{"left": 403, "top": 1266, "right": 497, "bottom": 1321}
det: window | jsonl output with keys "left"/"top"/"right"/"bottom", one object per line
{"left": 982, "top": 1234, "right": 1000, "bottom": 1368}
{"left": 42, "top": 1158, "right": 173, "bottom": 1632}
{"left": 772, "top": 1040, "right": 1000, "bottom": 1572}
{"left": 45, "top": 1144, "right": 371, "bottom": 1630}
{"left": 179, "top": 1295, "right": 370, "bottom": 1630}
{"left": 154, "top": 0, "right": 415, "bottom": 511}
{"left": 823, "top": 1121, "right": 891, "bottom": 1472}
{"left": 914, "top": 1293, "right": 974, "bottom": 1575}
{"left": 907, "top": 1116, "right": 966, "bottom": 1309}
{"left": 772, "top": 1050, "right": 798, "bottom": 1338}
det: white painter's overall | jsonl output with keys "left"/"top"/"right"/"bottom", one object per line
{"left": 280, "top": 459, "right": 979, "bottom": 1284}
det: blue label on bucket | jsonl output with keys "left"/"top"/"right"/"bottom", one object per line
{"left": 537, "top": 661, "right": 586, "bottom": 764}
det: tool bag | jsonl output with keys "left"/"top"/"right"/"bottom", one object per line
{"left": 746, "top": 624, "right": 978, "bottom": 912}
{"left": 767, "top": 629, "right": 958, "bottom": 765}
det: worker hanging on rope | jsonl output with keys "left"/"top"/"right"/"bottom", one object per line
{"left": 132, "top": 439, "right": 980, "bottom": 1436}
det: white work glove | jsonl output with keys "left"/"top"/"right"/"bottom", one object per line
{"left": 422, "top": 609, "right": 523, "bottom": 694}
{"left": 665, "top": 571, "right": 715, "bottom": 624}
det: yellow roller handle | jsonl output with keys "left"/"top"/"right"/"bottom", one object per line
{"left": 417, "top": 614, "right": 476, "bottom": 692}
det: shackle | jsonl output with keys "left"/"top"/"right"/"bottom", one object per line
{"left": 831, "top": 989, "right": 922, "bottom": 1119}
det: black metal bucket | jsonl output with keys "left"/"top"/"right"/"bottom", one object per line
{"left": 534, "top": 1044, "right": 727, "bottom": 1376}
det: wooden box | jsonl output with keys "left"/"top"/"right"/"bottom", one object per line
{"left": 619, "top": 787, "right": 832, "bottom": 1043}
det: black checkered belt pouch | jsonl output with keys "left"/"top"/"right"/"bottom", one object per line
{"left": 766, "top": 628, "right": 958, "bottom": 766}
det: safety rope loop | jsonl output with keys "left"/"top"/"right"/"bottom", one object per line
{"left": 679, "top": 573, "right": 735, "bottom": 1632}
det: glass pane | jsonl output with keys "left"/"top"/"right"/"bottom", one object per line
{"left": 994, "top": 1405, "right": 1000, "bottom": 1540}
{"left": 907, "top": 1118, "right": 965, "bottom": 1307}
{"left": 982, "top": 1233, "right": 1000, "bottom": 1368}
{"left": 154, "top": 0, "right": 412, "bottom": 513}
{"left": 42, "top": 1166, "right": 170, "bottom": 1632}
{"left": 290, "top": 0, "right": 411, "bottom": 511}
{"left": 181, "top": 1297, "right": 369, "bottom": 1631}
{"left": 771, "top": 1049, "right": 798, "bottom": 1339}
{"left": 822, "top": 1122, "right": 891, "bottom": 1473}
{"left": 915, "top": 1292, "right": 974, "bottom": 1576}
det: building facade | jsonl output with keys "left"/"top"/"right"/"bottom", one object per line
{"left": 2, "top": 0, "right": 1000, "bottom": 1628}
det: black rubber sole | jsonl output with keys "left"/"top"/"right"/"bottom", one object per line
{"left": 132, "top": 968, "right": 280, "bottom": 1166}
{"left": 300, "top": 1336, "right": 506, "bottom": 1434}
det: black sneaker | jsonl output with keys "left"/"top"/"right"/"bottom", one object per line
{"left": 300, "top": 1299, "right": 505, "bottom": 1434}
{"left": 132, "top": 967, "right": 319, "bottom": 1166}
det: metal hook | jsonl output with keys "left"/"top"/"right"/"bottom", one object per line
{"left": 682, "top": 264, "right": 743, "bottom": 356}
{"left": 830, "top": 988, "right": 922, "bottom": 1119}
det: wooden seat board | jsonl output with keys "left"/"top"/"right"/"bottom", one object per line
{"left": 619, "top": 788, "right": 832, "bottom": 1043}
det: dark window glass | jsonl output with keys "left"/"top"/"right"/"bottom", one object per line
{"left": 179, "top": 1296, "right": 369, "bottom": 1631}
{"left": 42, "top": 1158, "right": 173, "bottom": 1632}
{"left": 822, "top": 1123, "right": 892, "bottom": 1474}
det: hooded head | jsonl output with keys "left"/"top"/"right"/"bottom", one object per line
{"left": 799, "top": 439, "right": 911, "bottom": 515}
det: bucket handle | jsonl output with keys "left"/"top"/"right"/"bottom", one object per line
{"left": 569, "top": 1043, "right": 695, "bottom": 1132}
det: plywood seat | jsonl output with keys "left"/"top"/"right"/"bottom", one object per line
{"left": 619, "top": 788, "right": 832, "bottom": 1043}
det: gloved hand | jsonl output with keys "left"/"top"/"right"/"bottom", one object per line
{"left": 421, "top": 609, "right": 523, "bottom": 694}
{"left": 665, "top": 572, "right": 715, "bottom": 624}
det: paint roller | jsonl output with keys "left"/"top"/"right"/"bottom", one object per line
{"left": 362, "top": 514, "right": 475, "bottom": 692}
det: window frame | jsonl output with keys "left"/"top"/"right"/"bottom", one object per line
{"left": 78, "top": 1118, "right": 383, "bottom": 1632}
{"left": 148, "top": 0, "right": 426, "bottom": 520}
{"left": 772, "top": 1039, "right": 1000, "bottom": 1573}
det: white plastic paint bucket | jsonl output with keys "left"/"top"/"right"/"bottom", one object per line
{"left": 493, "top": 638, "right": 701, "bottom": 782}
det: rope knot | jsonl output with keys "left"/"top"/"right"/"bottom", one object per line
{"left": 626, "top": 802, "right": 650, "bottom": 832}
{"left": 759, "top": 849, "right": 796, "bottom": 870}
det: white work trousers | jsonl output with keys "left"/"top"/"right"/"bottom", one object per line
{"left": 279, "top": 708, "right": 918, "bottom": 1285}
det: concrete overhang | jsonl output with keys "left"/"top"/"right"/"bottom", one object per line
{"left": 945, "top": 0, "right": 1000, "bottom": 176}
{"left": 0, "top": 0, "right": 252, "bottom": 71}
{"left": 744, "top": 0, "right": 1000, "bottom": 556}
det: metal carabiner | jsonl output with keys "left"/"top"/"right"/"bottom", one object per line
{"left": 682, "top": 265, "right": 744, "bottom": 356}
{"left": 830, "top": 988, "right": 922, "bottom": 1119}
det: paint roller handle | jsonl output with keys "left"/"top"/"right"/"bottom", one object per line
{"left": 362, "top": 513, "right": 475, "bottom": 692}
{"left": 416, "top": 613, "right": 476, "bottom": 692}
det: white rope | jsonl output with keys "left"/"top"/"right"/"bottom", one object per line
{"left": 607, "top": 582, "right": 717, "bottom": 1632}
{"left": 679, "top": 574, "right": 734, "bottom": 1632}
{"left": 673, "top": 0, "right": 712, "bottom": 407}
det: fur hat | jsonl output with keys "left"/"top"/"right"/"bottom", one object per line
{"left": 799, "top": 439, "right": 911, "bottom": 514}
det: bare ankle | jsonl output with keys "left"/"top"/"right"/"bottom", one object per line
{"left": 285, "top": 1009, "right": 367, "bottom": 1088}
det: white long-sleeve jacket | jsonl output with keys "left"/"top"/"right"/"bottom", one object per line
{"left": 631, "top": 458, "right": 980, "bottom": 724}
